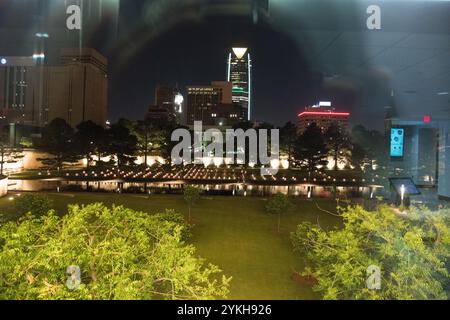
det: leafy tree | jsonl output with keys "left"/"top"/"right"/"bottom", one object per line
{"left": 133, "top": 117, "right": 177, "bottom": 165}
{"left": 133, "top": 120, "right": 153, "bottom": 167}
{"left": 37, "top": 118, "right": 79, "bottom": 171}
{"left": 325, "top": 124, "right": 350, "bottom": 171}
{"left": 165, "top": 124, "right": 189, "bottom": 162}
{"left": 293, "top": 123, "right": 329, "bottom": 175}
{"left": 350, "top": 142, "right": 370, "bottom": 171}
{"left": 291, "top": 205, "right": 450, "bottom": 300}
{"left": 104, "top": 120, "right": 138, "bottom": 169}
{"left": 73, "top": 121, "right": 106, "bottom": 168}
{"left": 13, "top": 193, "right": 53, "bottom": 218}
{"left": 266, "top": 193, "right": 294, "bottom": 233}
{"left": 0, "top": 203, "right": 230, "bottom": 300}
{"left": 280, "top": 122, "right": 298, "bottom": 166}
{"left": 154, "top": 209, "right": 192, "bottom": 240}
{"left": 19, "top": 137, "right": 33, "bottom": 148}
{"left": 351, "top": 125, "right": 387, "bottom": 171}
{"left": 257, "top": 122, "right": 275, "bottom": 130}
{"left": 183, "top": 185, "right": 202, "bottom": 224}
{"left": 232, "top": 121, "right": 254, "bottom": 131}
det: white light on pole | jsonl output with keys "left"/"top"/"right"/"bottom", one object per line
{"left": 400, "top": 184, "right": 406, "bottom": 206}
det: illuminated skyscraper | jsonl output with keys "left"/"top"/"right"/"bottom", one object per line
{"left": 227, "top": 48, "right": 252, "bottom": 121}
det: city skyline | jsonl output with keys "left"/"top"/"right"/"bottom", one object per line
{"left": 0, "top": 1, "right": 449, "bottom": 131}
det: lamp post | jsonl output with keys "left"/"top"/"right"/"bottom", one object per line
{"left": 400, "top": 184, "right": 406, "bottom": 207}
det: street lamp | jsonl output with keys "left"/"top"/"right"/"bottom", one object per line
{"left": 400, "top": 184, "right": 406, "bottom": 207}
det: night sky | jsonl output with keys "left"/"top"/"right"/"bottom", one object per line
{"left": 107, "top": 0, "right": 321, "bottom": 126}
{"left": 2, "top": 0, "right": 447, "bottom": 129}
{"left": 105, "top": 0, "right": 450, "bottom": 130}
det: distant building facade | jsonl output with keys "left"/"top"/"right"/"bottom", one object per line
{"left": 153, "top": 85, "right": 183, "bottom": 123}
{"left": 186, "top": 81, "right": 246, "bottom": 127}
{"left": 146, "top": 105, "right": 174, "bottom": 122}
{"left": 227, "top": 48, "right": 252, "bottom": 121}
{"left": 298, "top": 102, "right": 350, "bottom": 133}
{"left": 156, "top": 86, "right": 175, "bottom": 109}
{"left": 0, "top": 48, "right": 108, "bottom": 128}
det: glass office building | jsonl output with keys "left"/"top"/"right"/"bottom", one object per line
{"left": 227, "top": 48, "right": 252, "bottom": 121}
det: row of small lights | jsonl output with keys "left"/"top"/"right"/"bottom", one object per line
{"left": 37, "top": 166, "right": 379, "bottom": 184}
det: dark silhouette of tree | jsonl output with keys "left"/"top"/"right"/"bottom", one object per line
{"left": 280, "top": 122, "right": 298, "bottom": 166}
{"left": 104, "top": 120, "right": 138, "bottom": 169}
{"left": 325, "top": 124, "right": 350, "bottom": 171}
{"left": 232, "top": 121, "right": 254, "bottom": 131}
{"left": 350, "top": 142, "right": 370, "bottom": 171}
{"left": 37, "top": 119, "right": 79, "bottom": 171}
{"left": 293, "top": 123, "right": 328, "bottom": 175}
{"left": 351, "top": 125, "right": 387, "bottom": 170}
{"left": 74, "top": 121, "right": 106, "bottom": 168}
{"left": 133, "top": 117, "right": 178, "bottom": 165}
{"left": 164, "top": 123, "right": 189, "bottom": 161}
{"left": 183, "top": 185, "right": 202, "bottom": 224}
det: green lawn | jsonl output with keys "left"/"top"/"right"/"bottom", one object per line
{"left": 0, "top": 193, "right": 341, "bottom": 300}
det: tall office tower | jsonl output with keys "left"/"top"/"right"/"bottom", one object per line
{"left": 43, "top": 48, "right": 108, "bottom": 127}
{"left": 155, "top": 86, "right": 176, "bottom": 111}
{"left": 186, "top": 81, "right": 245, "bottom": 127}
{"left": 227, "top": 48, "right": 252, "bottom": 121}
{"left": 0, "top": 48, "right": 108, "bottom": 128}
{"left": 154, "top": 85, "right": 184, "bottom": 123}
{"left": 0, "top": 57, "right": 37, "bottom": 126}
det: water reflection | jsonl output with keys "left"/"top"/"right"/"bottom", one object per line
{"left": 9, "top": 180, "right": 381, "bottom": 198}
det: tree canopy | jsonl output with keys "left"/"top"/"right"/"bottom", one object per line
{"left": 291, "top": 205, "right": 450, "bottom": 300}
{"left": 325, "top": 124, "right": 350, "bottom": 171}
{"left": 266, "top": 193, "right": 294, "bottom": 233}
{"left": 37, "top": 118, "right": 80, "bottom": 170}
{"left": 0, "top": 204, "right": 230, "bottom": 300}
{"left": 184, "top": 185, "right": 202, "bottom": 223}
{"left": 293, "top": 123, "right": 329, "bottom": 173}
{"left": 13, "top": 193, "right": 53, "bottom": 219}
{"left": 104, "top": 121, "right": 138, "bottom": 168}
{"left": 73, "top": 121, "right": 106, "bottom": 168}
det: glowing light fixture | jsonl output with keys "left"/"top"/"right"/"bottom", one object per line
{"left": 174, "top": 93, "right": 184, "bottom": 105}
{"left": 270, "top": 159, "right": 280, "bottom": 170}
{"left": 35, "top": 32, "right": 49, "bottom": 38}
{"left": 400, "top": 184, "right": 406, "bottom": 206}
{"left": 319, "top": 101, "right": 332, "bottom": 107}
{"left": 0, "top": 58, "right": 6, "bottom": 65}
{"left": 298, "top": 111, "right": 350, "bottom": 117}
{"left": 232, "top": 48, "right": 248, "bottom": 59}
{"left": 32, "top": 53, "right": 45, "bottom": 59}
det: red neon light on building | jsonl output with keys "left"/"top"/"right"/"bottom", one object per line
{"left": 298, "top": 111, "right": 350, "bottom": 117}
{"left": 423, "top": 115, "right": 431, "bottom": 123}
